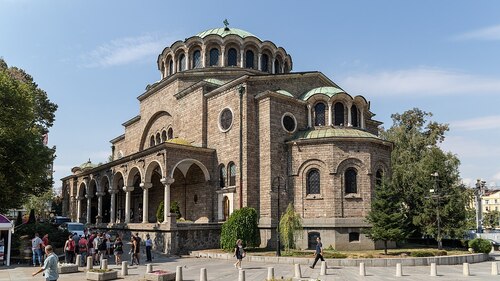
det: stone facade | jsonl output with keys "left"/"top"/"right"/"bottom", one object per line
{"left": 61, "top": 25, "right": 392, "bottom": 252}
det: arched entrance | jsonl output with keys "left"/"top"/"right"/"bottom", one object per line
{"left": 88, "top": 180, "right": 98, "bottom": 224}
{"left": 100, "top": 177, "right": 111, "bottom": 223}
{"left": 127, "top": 167, "right": 142, "bottom": 223}
{"left": 144, "top": 161, "right": 164, "bottom": 223}
{"left": 113, "top": 174, "right": 125, "bottom": 223}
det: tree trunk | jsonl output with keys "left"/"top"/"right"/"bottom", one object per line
{"left": 384, "top": 240, "right": 388, "bottom": 255}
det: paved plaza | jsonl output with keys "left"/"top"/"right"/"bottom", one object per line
{"left": 2, "top": 251, "right": 500, "bottom": 281}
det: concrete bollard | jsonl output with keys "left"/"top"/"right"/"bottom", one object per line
{"left": 176, "top": 266, "right": 183, "bottom": 281}
{"left": 121, "top": 261, "right": 128, "bottom": 276}
{"left": 200, "top": 268, "right": 207, "bottom": 281}
{"left": 146, "top": 264, "right": 153, "bottom": 273}
{"left": 101, "top": 259, "right": 108, "bottom": 270}
{"left": 492, "top": 262, "right": 499, "bottom": 275}
{"left": 359, "top": 262, "right": 366, "bottom": 276}
{"left": 75, "top": 254, "right": 82, "bottom": 267}
{"left": 238, "top": 269, "right": 245, "bottom": 281}
{"left": 430, "top": 263, "right": 437, "bottom": 277}
{"left": 320, "top": 261, "right": 327, "bottom": 276}
{"left": 86, "top": 256, "right": 93, "bottom": 270}
{"left": 463, "top": 263, "right": 470, "bottom": 276}
{"left": 267, "top": 267, "right": 274, "bottom": 280}
{"left": 294, "top": 264, "right": 302, "bottom": 278}
{"left": 396, "top": 263, "right": 402, "bottom": 277}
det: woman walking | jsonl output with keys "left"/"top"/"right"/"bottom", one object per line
{"left": 233, "top": 239, "right": 245, "bottom": 269}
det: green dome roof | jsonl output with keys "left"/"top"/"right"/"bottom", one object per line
{"left": 276, "top": 89, "right": 294, "bottom": 98}
{"left": 195, "top": 27, "right": 257, "bottom": 39}
{"left": 299, "top": 86, "right": 345, "bottom": 101}
{"left": 292, "top": 127, "right": 379, "bottom": 141}
{"left": 80, "top": 159, "right": 97, "bottom": 170}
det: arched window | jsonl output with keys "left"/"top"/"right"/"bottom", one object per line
{"left": 351, "top": 104, "right": 359, "bottom": 127}
{"left": 149, "top": 136, "right": 155, "bottom": 147}
{"left": 155, "top": 133, "right": 161, "bottom": 144}
{"left": 274, "top": 59, "right": 281, "bottom": 74}
{"left": 306, "top": 169, "right": 320, "bottom": 194}
{"left": 227, "top": 48, "right": 237, "bottom": 66}
{"left": 161, "top": 130, "right": 167, "bottom": 142}
{"left": 284, "top": 62, "right": 289, "bottom": 73}
{"left": 375, "top": 169, "right": 383, "bottom": 187}
{"left": 219, "top": 165, "right": 226, "bottom": 188}
{"left": 245, "top": 50, "right": 254, "bottom": 68}
{"left": 178, "top": 54, "right": 186, "bottom": 71}
{"left": 314, "top": 103, "right": 326, "bottom": 126}
{"left": 209, "top": 48, "right": 219, "bottom": 66}
{"left": 192, "top": 50, "right": 201, "bottom": 68}
{"left": 168, "top": 59, "right": 173, "bottom": 75}
{"left": 345, "top": 168, "right": 357, "bottom": 194}
{"left": 228, "top": 162, "right": 236, "bottom": 186}
{"left": 334, "top": 102, "right": 345, "bottom": 126}
{"left": 261, "top": 54, "right": 269, "bottom": 72}
{"left": 167, "top": 128, "right": 173, "bottom": 140}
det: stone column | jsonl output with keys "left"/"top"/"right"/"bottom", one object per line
{"left": 272, "top": 56, "right": 276, "bottom": 74}
{"left": 96, "top": 192, "right": 104, "bottom": 224}
{"left": 220, "top": 46, "right": 225, "bottom": 66}
{"left": 328, "top": 102, "right": 333, "bottom": 126}
{"left": 201, "top": 46, "right": 206, "bottom": 68}
{"left": 307, "top": 104, "right": 312, "bottom": 128}
{"left": 76, "top": 196, "right": 82, "bottom": 223}
{"left": 161, "top": 177, "right": 175, "bottom": 223}
{"left": 85, "top": 194, "right": 93, "bottom": 224}
{"left": 109, "top": 189, "right": 117, "bottom": 224}
{"left": 258, "top": 53, "right": 262, "bottom": 70}
{"left": 123, "top": 185, "right": 134, "bottom": 223}
{"left": 347, "top": 103, "right": 352, "bottom": 127}
{"left": 360, "top": 109, "right": 365, "bottom": 129}
{"left": 240, "top": 47, "right": 244, "bottom": 67}
{"left": 140, "top": 182, "right": 152, "bottom": 223}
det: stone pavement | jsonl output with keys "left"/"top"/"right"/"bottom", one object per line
{"left": 1, "top": 252, "right": 500, "bottom": 281}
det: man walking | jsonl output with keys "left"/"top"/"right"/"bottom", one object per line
{"left": 32, "top": 245, "right": 59, "bottom": 281}
{"left": 309, "top": 236, "right": 324, "bottom": 269}
{"left": 145, "top": 234, "right": 152, "bottom": 262}
{"left": 31, "top": 233, "right": 43, "bottom": 267}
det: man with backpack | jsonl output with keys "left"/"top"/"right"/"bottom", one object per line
{"left": 87, "top": 232, "right": 96, "bottom": 264}
{"left": 64, "top": 234, "right": 76, "bottom": 263}
{"left": 97, "top": 233, "right": 108, "bottom": 263}
{"left": 78, "top": 235, "right": 88, "bottom": 266}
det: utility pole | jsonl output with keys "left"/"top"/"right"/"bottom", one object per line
{"left": 475, "top": 179, "right": 486, "bottom": 233}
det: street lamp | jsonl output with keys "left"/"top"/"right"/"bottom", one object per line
{"left": 475, "top": 179, "right": 486, "bottom": 233}
{"left": 272, "top": 175, "right": 287, "bottom": 257}
{"left": 429, "top": 172, "right": 443, "bottom": 250}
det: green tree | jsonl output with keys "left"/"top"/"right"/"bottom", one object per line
{"left": 220, "top": 207, "right": 260, "bottom": 251}
{"left": 0, "top": 59, "right": 57, "bottom": 213}
{"left": 155, "top": 200, "right": 182, "bottom": 223}
{"left": 279, "top": 203, "right": 303, "bottom": 253}
{"left": 483, "top": 210, "right": 500, "bottom": 229}
{"left": 23, "top": 189, "right": 55, "bottom": 220}
{"left": 381, "top": 108, "right": 472, "bottom": 244}
{"left": 365, "top": 179, "right": 409, "bottom": 254}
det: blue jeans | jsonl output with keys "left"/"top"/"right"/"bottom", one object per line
{"left": 32, "top": 248, "right": 42, "bottom": 265}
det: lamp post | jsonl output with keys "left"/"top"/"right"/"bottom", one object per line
{"left": 475, "top": 179, "right": 486, "bottom": 233}
{"left": 272, "top": 176, "right": 286, "bottom": 257}
{"left": 430, "top": 172, "right": 442, "bottom": 250}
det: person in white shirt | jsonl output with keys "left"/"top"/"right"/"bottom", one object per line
{"left": 31, "top": 233, "right": 43, "bottom": 266}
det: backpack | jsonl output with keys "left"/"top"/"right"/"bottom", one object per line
{"left": 67, "top": 240, "right": 75, "bottom": 251}
{"left": 97, "top": 237, "right": 107, "bottom": 251}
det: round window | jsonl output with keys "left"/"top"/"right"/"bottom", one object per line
{"left": 282, "top": 113, "right": 297, "bottom": 133}
{"left": 219, "top": 108, "right": 233, "bottom": 132}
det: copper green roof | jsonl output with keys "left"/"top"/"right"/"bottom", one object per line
{"left": 195, "top": 28, "right": 257, "bottom": 39}
{"left": 292, "top": 127, "right": 379, "bottom": 141}
{"left": 299, "top": 86, "right": 345, "bottom": 101}
{"left": 203, "top": 78, "right": 226, "bottom": 86}
{"left": 80, "top": 159, "right": 97, "bottom": 170}
{"left": 167, "top": 138, "right": 192, "bottom": 146}
{"left": 276, "top": 89, "right": 294, "bottom": 98}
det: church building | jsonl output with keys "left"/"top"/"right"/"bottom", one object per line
{"left": 61, "top": 24, "right": 392, "bottom": 253}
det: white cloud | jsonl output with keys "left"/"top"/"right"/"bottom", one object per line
{"left": 451, "top": 115, "right": 500, "bottom": 131}
{"left": 454, "top": 24, "right": 500, "bottom": 41}
{"left": 439, "top": 136, "right": 500, "bottom": 158}
{"left": 340, "top": 67, "right": 500, "bottom": 97}
{"left": 81, "top": 35, "right": 169, "bottom": 68}
{"left": 494, "top": 172, "right": 500, "bottom": 182}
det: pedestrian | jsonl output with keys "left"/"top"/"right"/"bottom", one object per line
{"left": 129, "top": 237, "right": 136, "bottom": 265}
{"left": 233, "top": 239, "right": 245, "bottom": 269}
{"left": 32, "top": 245, "right": 59, "bottom": 281}
{"left": 87, "top": 232, "right": 96, "bottom": 264}
{"left": 309, "top": 236, "right": 324, "bottom": 269}
{"left": 132, "top": 233, "right": 141, "bottom": 265}
{"left": 114, "top": 237, "right": 123, "bottom": 266}
{"left": 78, "top": 235, "right": 88, "bottom": 266}
{"left": 145, "top": 234, "right": 152, "bottom": 262}
{"left": 31, "top": 233, "right": 43, "bottom": 267}
{"left": 97, "top": 233, "right": 108, "bottom": 262}
{"left": 64, "top": 234, "right": 76, "bottom": 264}
{"left": 41, "top": 234, "right": 49, "bottom": 262}
{"left": 72, "top": 233, "right": 79, "bottom": 256}
{"left": 105, "top": 231, "right": 112, "bottom": 257}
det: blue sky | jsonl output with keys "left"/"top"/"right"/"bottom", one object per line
{"left": 1, "top": 0, "right": 499, "bottom": 191}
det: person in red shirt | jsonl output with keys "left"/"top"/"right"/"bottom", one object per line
{"left": 64, "top": 234, "right": 76, "bottom": 263}
{"left": 41, "top": 234, "right": 49, "bottom": 262}
{"left": 78, "top": 235, "right": 88, "bottom": 266}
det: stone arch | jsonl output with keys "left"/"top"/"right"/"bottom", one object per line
{"left": 99, "top": 175, "right": 111, "bottom": 193}
{"left": 112, "top": 171, "right": 125, "bottom": 191}
{"left": 139, "top": 111, "right": 173, "bottom": 151}
{"left": 78, "top": 181, "right": 87, "bottom": 198}
{"left": 296, "top": 158, "right": 327, "bottom": 176}
{"left": 145, "top": 160, "right": 164, "bottom": 182}
{"left": 112, "top": 172, "right": 125, "bottom": 223}
{"left": 297, "top": 159, "right": 328, "bottom": 197}
{"left": 169, "top": 158, "right": 210, "bottom": 182}
{"left": 99, "top": 175, "right": 111, "bottom": 223}
{"left": 334, "top": 158, "right": 368, "bottom": 175}
{"left": 126, "top": 166, "right": 143, "bottom": 187}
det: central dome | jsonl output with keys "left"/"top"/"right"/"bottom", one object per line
{"left": 195, "top": 27, "right": 257, "bottom": 39}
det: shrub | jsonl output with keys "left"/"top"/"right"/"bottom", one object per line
{"left": 156, "top": 201, "right": 182, "bottom": 223}
{"left": 220, "top": 207, "right": 260, "bottom": 251}
{"left": 469, "top": 238, "right": 492, "bottom": 254}
{"left": 279, "top": 203, "right": 303, "bottom": 252}
{"left": 410, "top": 251, "right": 435, "bottom": 257}
{"left": 323, "top": 251, "right": 348, "bottom": 259}
{"left": 12, "top": 222, "right": 69, "bottom": 255}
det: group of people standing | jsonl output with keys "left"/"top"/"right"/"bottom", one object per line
{"left": 31, "top": 233, "right": 50, "bottom": 267}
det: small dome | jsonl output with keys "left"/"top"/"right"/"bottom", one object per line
{"left": 276, "top": 89, "right": 294, "bottom": 98}
{"left": 167, "top": 138, "right": 192, "bottom": 146}
{"left": 292, "top": 127, "right": 379, "bottom": 141}
{"left": 195, "top": 27, "right": 257, "bottom": 39}
{"left": 80, "top": 159, "right": 97, "bottom": 171}
{"left": 300, "top": 86, "right": 345, "bottom": 101}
